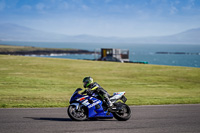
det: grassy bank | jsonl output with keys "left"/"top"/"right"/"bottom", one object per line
{"left": 0, "top": 55, "right": 200, "bottom": 108}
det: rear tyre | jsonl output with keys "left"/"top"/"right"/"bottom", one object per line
{"left": 113, "top": 104, "right": 131, "bottom": 121}
{"left": 67, "top": 105, "right": 87, "bottom": 121}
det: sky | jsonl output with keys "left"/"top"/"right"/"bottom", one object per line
{"left": 0, "top": 0, "right": 200, "bottom": 37}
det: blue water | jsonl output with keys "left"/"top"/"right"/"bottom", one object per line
{"left": 1, "top": 41, "right": 200, "bottom": 68}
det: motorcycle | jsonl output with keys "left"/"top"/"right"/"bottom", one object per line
{"left": 67, "top": 88, "right": 131, "bottom": 121}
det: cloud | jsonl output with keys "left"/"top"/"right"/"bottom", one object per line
{"left": 35, "top": 3, "right": 50, "bottom": 14}
{"left": 0, "top": 0, "right": 6, "bottom": 11}
{"left": 21, "top": 5, "right": 32, "bottom": 11}
{"left": 36, "top": 3, "right": 45, "bottom": 11}
{"left": 189, "top": 0, "right": 195, "bottom": 6}
{"left": 182, "top": 0, "right": 195, "bottom": 10}
{"left": 171, "top": 0, "right": 181, "bottom": 13}
{"left": 61, "top": 1, "right": 69, "bottom": 9}
{"left": 170, "top": 5, "right": 178, "bottom": 14}
{"left": 81, "top": 4, "right": 89, "bottom": 10}
{"left": 105, "top": 0, "right": 112, "bottom": 3}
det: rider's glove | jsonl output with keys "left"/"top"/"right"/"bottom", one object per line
{"left": 81, "top": 90, "right": 87, "bottom": 95}
{"left": 87, "top": 90, "right": 92, "bottom": 96}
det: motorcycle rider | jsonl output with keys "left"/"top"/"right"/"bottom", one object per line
{"left": 81, "top": 76, "right": 113, "bottom": 108}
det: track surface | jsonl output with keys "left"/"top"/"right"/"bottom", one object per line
{"left": 0, "top": 104, "right": 200, "bottom": 133}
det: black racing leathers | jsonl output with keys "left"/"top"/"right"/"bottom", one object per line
{"left": 81, "top": 82, "right": 111, "bottom": 104}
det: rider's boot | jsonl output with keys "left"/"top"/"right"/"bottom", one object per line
{"left": 107, "top": 100, "right": 113, "bottom": 108}
{"left": 106, "top": 99, "right": 114, "bottom": 115}
{"left": 104, "top": 95, "right": 113, "bottom": 108}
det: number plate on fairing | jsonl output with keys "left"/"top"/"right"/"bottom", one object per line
{"left": 121, "top": 95, "right": 127, "bottom": 103}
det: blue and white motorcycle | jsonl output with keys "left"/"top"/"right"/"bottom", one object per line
{"left": 67, "top": 88, "right": 131, "bottom": 121}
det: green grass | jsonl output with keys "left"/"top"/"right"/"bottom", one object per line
{"left": 0, "top": 55, "right": 200, "bottom": 108}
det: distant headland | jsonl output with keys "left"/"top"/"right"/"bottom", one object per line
{"left": 0, "top": 44, "right": 94, "bottom": 56}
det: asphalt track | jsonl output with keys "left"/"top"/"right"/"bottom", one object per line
{"left": 0, "top": 104, "right": 200, "bottom": 133}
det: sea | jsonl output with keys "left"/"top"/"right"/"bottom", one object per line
{"left": 1, "top": 41, "right": 200, "bottom": 68}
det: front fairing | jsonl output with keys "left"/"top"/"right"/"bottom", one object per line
{"left": 69, "top": 88, "right": 83, "bottom": 104}
{"left": 80, "top": 97, "right": 113, "bottom": 118}
{"left": 69, "top": 88, "right": 113, "bottom": 118}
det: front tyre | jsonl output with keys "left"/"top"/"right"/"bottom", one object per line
{"left": 113, "top": 104, "right": 131, "bottom": 121}
{"left": 67, "top": 105, "right": 87, "bottom": 121}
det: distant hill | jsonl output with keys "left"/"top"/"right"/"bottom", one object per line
{"left": 137, "top": 28, "right": 200, "bottom": 44}
{"left": 0, "top": 23, "right": 200, "bottom": 44}
{"left": 0, "top": 23, "right": 72, "bottom": 42}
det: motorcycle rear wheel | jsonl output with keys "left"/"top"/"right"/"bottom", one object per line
{"left": 113, "top": 104, "right": 131, "bottom": 121}
{"left": 68, "top": 105, "right": 87, "bottom": 121}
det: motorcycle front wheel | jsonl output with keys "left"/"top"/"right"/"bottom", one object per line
{"left": 67, "top": 105, "right": 87, "bottom": 121}
{"left": 113, "top": 104, "right": 131, "bottom": 121}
